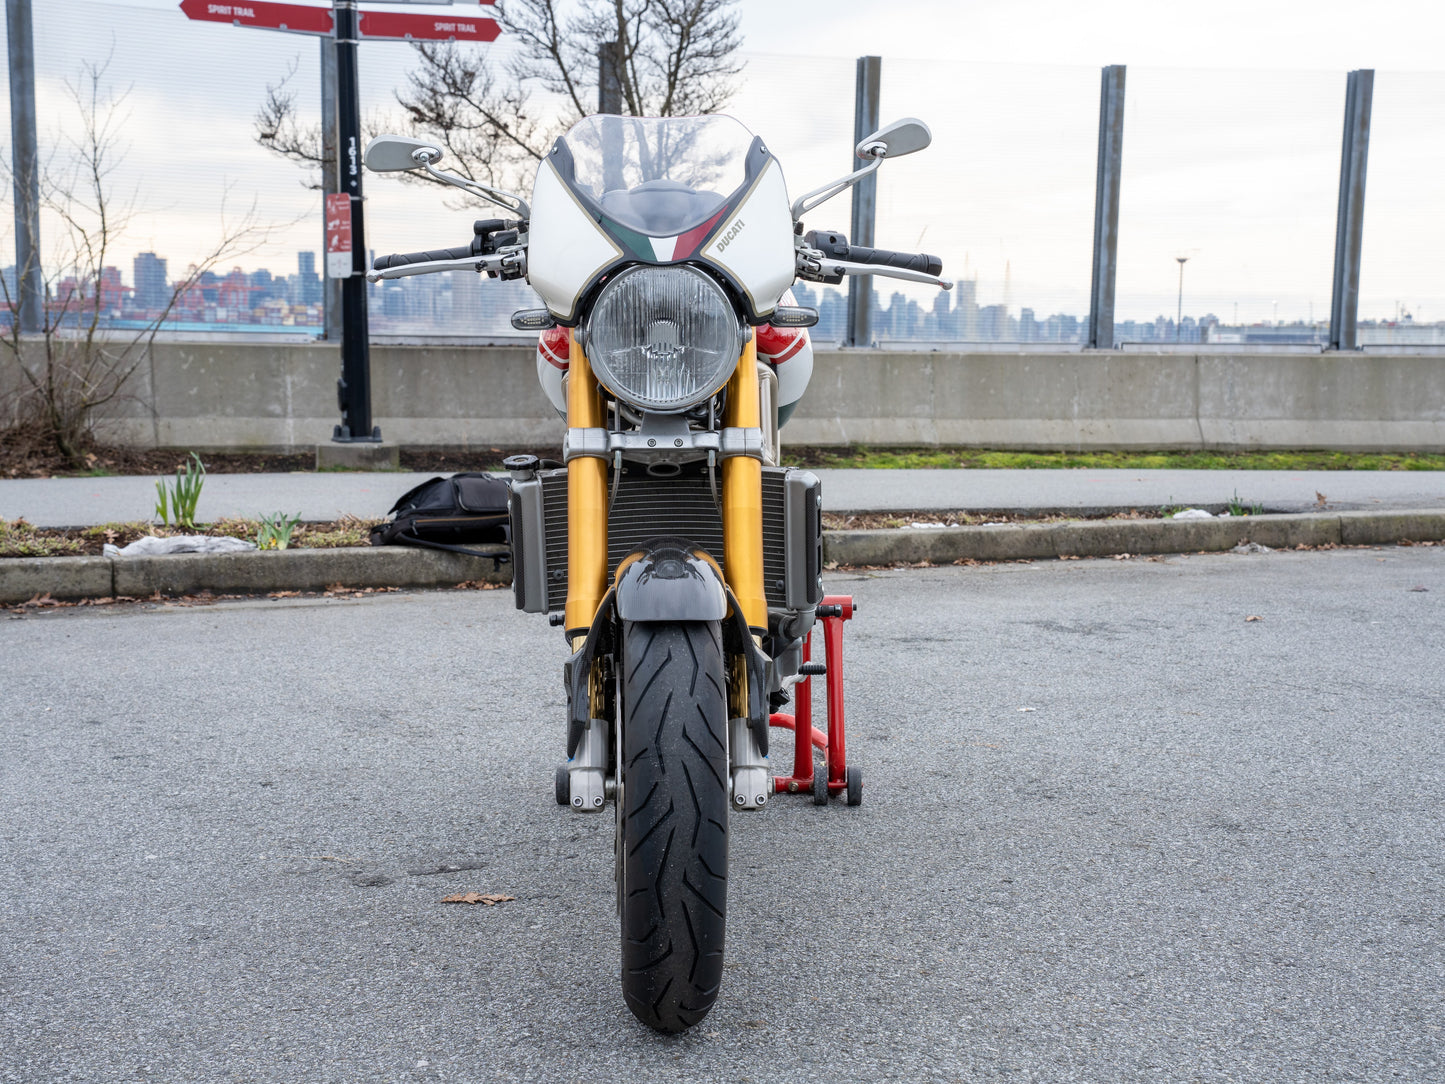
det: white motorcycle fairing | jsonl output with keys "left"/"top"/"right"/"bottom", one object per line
{"left": 525, "top": 115, "right": 796, "bottom": 326}
{"left": 694, "top": 158, "right": 795, "bottom": 322}
{"left": 527, "top": 157, "right": 626, "bottom": 324}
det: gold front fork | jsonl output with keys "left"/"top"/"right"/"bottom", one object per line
{"left": 564, "top": 329, "right": 608, "bottom": 640}
{"left": 722, "top": 336, "right": 767, "bottom": 634}
{"left": 563, "top": 331, "right": 767, "bottom": 646}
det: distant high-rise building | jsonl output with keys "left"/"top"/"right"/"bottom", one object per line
{"left": 978, "top": 304, "right": 1008, "bottom": 341}
{"left": 133, "top": 252, "right": 168, "bottom": 310}
{"left": 293, "top": 252, "right": 322, "bottom": 305}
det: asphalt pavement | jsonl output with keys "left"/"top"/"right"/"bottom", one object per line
{"left": 2, "top": 547, "right": 1442, "bottom": 1082}
{"left": 3, "top": 467, "right": 1444, "bottom": 527}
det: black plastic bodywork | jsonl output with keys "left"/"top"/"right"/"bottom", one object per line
{"left": 614, "top": 540, "right": 727, "bottom": 623}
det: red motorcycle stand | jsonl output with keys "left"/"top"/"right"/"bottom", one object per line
{"left": 768, "top": 595, "right": 861, "bottom": 806}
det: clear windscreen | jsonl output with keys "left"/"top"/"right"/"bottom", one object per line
{"left": 558, "top": 114, "right": 757, "bottom": 236}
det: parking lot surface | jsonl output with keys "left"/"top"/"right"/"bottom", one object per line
{"left": 2, "top": 546, "right": 1441, "bottom": 1082}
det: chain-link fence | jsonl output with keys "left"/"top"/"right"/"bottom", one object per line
{"left": 3, "top": 1, "right": 1442, "bottom": 346}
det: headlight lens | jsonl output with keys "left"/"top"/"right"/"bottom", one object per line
{"left": 586, "top": 265, "right": 740, "bottom": 413}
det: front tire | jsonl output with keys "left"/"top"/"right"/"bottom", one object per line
{"left": 618, "top": 620, "right": 729, "bottom": 1033}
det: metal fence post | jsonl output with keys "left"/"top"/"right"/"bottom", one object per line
{"left": 320, "top": 33, "right": 342, "bottom": 342}
{"left": 846, "top": 56, "right": 881, "bottom": 348}
{"left": 598, "top": 42, "right": 624, "bottom": 191}
{"left": 1328, "top": 69, "right": 1373, "bottom": 352}
{"left": 1086, "top": 65, "right": 1126, "bottom": 349}
{"left": 598, "top": 40, "right": 622, "bottom": 114}
{"left": 6, "top": 0, "right": 42, "bottom": 333}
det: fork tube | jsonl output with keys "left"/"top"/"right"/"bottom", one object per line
{"left": 722, "top": 336, "right": 766, "bottom": 632}
{"left": 565, "top": 330, "right": 608, "bottom": 639}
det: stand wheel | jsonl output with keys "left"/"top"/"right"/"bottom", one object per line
{"left": 554, "top": 765, "right": 570, "bottom": 806}
{"left": 812, "top": 763, "right": 829, "bottom": 806}
{"left": 846, "top": 764, "right": 863, "bottom": 807}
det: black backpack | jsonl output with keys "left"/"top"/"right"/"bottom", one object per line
{"left": 370, "top": 473, "right": 511, "bottom": 563}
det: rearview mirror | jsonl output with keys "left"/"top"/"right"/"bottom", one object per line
{"left": 364, "top": 134, "right": 443, "bottom": 173}
{"left": 856, "top": 118, "right": 932, "bottom": 161}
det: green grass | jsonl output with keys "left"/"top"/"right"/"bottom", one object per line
{"left": 782, "top": 447, "right": 1445, "bottom": 471}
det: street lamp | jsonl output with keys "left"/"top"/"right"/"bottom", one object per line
{"left": 1175, "top": 256, "right": 1189, "bottom": 342}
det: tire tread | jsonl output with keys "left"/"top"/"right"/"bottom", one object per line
{"left": 619, "top": 620, "right": 729, "bottom": 1033}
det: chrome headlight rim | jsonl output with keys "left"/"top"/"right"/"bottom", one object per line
{"left": 584, "top": 264, "right": 742, "bottom": 415}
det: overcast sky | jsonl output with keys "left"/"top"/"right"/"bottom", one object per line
{"left": 5, "top": 0, "right": 1444, "bottom": 324}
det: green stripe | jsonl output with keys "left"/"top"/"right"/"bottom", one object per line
{"left": 602, "top": 219, "right": 654, "bottom": 260}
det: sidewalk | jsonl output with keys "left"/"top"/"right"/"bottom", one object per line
{"left": 3, "top": 468, "right": 1445, "bottom": 528}
{"left": 5, "top": 467, "right": 1443, "bottom": 605}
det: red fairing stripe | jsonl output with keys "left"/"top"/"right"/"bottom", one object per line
{"left": 539, "top": 327, "right": 570, "bottom": 369}
{"left": 768, "top": 334, "right": 808, "bottom": 363}
{"left": 756, "top": 323, "right": 807, "bottom": 363}
{"left": 675, "top": 210, "right": 728, "bottom": 259}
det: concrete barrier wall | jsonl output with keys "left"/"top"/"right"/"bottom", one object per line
{"left": 786, "top": 350, "right": 1445, "bottom": 450}
{"left": 7, "top": 340, "right": 1442, "bottom": 451}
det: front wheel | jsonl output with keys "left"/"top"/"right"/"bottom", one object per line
{"left": 618, "top": 620, "right": 729, "bottom": 1033}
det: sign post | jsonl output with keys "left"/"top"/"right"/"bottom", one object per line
{"left": 178, "top": 0, "right": 500, "bottom": 444}
{"left": 330, "top": 0, "right": 376, "bottom": 442}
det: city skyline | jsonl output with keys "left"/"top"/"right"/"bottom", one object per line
{"left": 6, "top": 246, "right": 1440, "bottom": 347}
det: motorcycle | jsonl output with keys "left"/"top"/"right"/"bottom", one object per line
{"left": 364, "top": 113, "right": 951, "bottom": 1032}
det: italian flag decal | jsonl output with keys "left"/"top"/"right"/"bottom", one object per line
{"left": 600, "top": 210, "right": 728, "bottom": 263}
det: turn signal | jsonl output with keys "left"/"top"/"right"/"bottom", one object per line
{"left": 511, "top": 308, "right": 558, "bottom": 331}
{"left": 769, "top": 306, "right": 819, "bottom": 328}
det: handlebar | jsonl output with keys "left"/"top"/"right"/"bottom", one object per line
{"left": 373, "top": 244, "right": 478, "bottom": 271}
{"left": 802, "top": 229, "right": 942, "bottom": 277}
{"left": 797, "top": 228, "right": 951, "bottom": 290}
{"left": 837, "top": 244, "right": 943, "bottom": 278}
{"left": 373, "top": 220, "right": 523, "bottom": 272}
{"left": 368, "top": 220, "right": 527, "bottom": 283}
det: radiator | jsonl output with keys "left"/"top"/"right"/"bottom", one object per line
{"left": 513, "top": 464, "right": 819, "bottom": 616}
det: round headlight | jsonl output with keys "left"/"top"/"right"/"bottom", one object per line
{"left": 586, "top": 265, "right": 741, "bottom": 413}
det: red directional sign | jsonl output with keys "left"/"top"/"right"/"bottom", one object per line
{"left": 178, "top": 0, "right": 335, "bottom": 36}
{"left": 358, "top": 9, "right": 500, "bottom": 42}
{"left": 324, "top": 193, "right": 354, "bottom": 279}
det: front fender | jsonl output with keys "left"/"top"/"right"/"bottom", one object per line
{"left": 614, "top": 539, "right": 728, "bottom": 623}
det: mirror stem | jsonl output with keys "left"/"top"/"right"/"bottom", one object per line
{"left": 789, "top": 155, "right": 883, "bottom": 221}
{"left": 420, "top": 159, "right": 531, "bottom": 220}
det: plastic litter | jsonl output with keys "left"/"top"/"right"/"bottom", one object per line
{"left": 1171, "top": 508, "right": 1213, "bottom": 519}
{"left": 1230, "top": 541, "right": 1273, "bottom": 555}
{"left": 103, "top": 535, "right": 257, "bottom": 557}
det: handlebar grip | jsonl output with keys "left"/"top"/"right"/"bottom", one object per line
{"left": 842, "top": 245, "right": 943, "bottom": 277}
{"left": 372, "top": 243, "right": 477, "bottom": 271}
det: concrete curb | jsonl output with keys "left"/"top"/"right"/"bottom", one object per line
{"left": 822, "top": 509, "right": 1445, "bottom": 567}
{"left": 1, "top": 547, "right": 508, "bottom": 605}
{"left": 4, "top": 510, "right": 1442, "bottom": 605}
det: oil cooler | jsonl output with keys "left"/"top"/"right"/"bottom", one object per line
{"left": 508, "top": 464, "right": 823, "bottom": 616}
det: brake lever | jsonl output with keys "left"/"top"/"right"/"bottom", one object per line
{"left": 795, "top": 250, "right": 953, "bottom": 290}
{"left": 366, "top": 247, "right": 528, "bottom": 283}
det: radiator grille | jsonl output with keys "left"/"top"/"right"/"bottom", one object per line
{"left": 538, "top": 466, "right": 789, "bottom": 613}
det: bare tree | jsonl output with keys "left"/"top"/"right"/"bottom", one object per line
{"left": 254, "top": 0, "right": 743, "bottom": 192}
{"left": 254, "top": 57, "right": 329, "bottom": 189}
{"left": 1, "top": 59, "right": 280, "bottom": 469}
